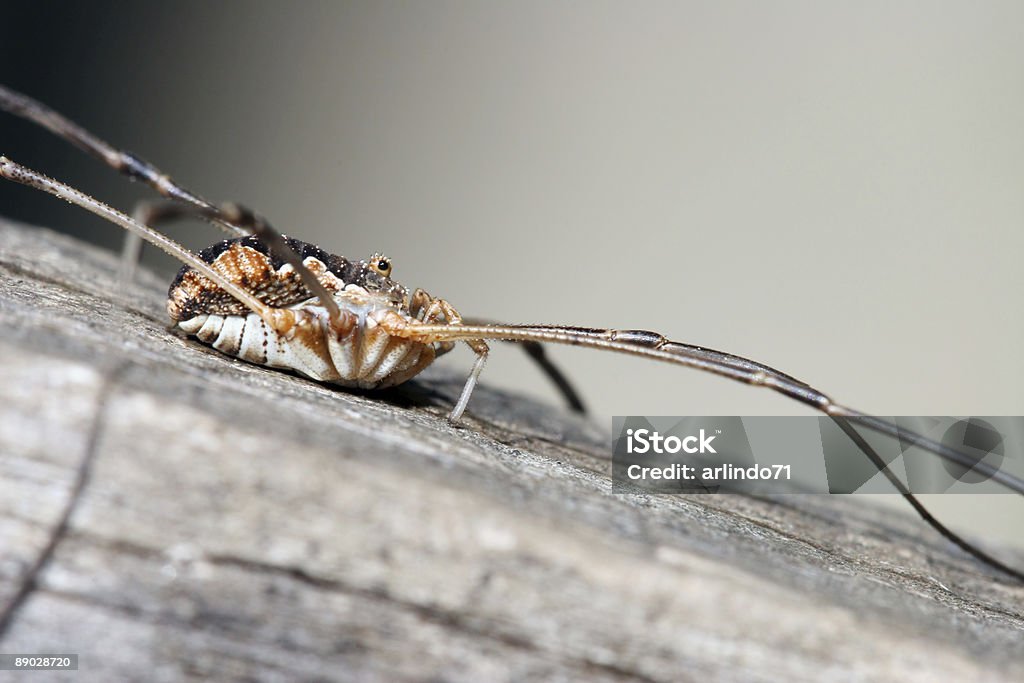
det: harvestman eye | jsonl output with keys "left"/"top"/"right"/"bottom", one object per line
{"left": 0, "top": 82, "right": 1022, "bottom": 595}
{"left": 371, "top": 255, "right": 392, "bottom": 277}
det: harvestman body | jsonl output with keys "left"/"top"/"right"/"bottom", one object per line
{"left": 1, "top": 84, "right": 1023, "bottom": 587}
{"left": 167, "top": 235, "right": 474, "bottom": 406}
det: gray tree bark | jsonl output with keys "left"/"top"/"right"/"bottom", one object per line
{"left": 0, "top": 218, "right": 1021, "bottom": 682}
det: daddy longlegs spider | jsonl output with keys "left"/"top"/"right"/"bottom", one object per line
{"left": 0, "top": 83, "right": 1022, "bottom": 589}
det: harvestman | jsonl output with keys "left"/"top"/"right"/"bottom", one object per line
{"left": 1, "top": 84, "right": 1023, "bottom": 590}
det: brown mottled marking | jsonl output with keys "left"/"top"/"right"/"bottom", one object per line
{"left": 167, "top": 244, "right": 342, "bottom": 321}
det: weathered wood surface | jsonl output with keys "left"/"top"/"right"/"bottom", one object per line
{"left": 0, "top": 218, "right": 1021, "bottom": 682}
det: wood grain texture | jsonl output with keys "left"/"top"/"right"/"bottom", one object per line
{"left": 0, "top": 218, "right": 1021, "bottom": 682}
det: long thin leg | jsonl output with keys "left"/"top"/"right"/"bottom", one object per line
{"left": 451, "top": 351, "right": 488, "bottom": 423}
{"left": 828, "top": 415, "right": 1024, "bottom": 581}
{"left": 0, "top": 84, "right": 348, "bottom": 310}
{"left": 0, "top": 85, "right": 348, "bottom": 328}
{"left": 0, "top": 157, "right": 350, "bottom": 332}
{"left": 409, "top": 291, "right": 584, "bottom": 414}
{"left": 400, "top": 323, "right": 1024, "bottom": 492}
{"left": 415, "top": 298, "right": 489, "bottom": 423}
{"left": 386, "top": 320, "right": 1024, "bottom": 579}
{"left": 461, "top": 316, "right": 586, "bottom": 414}
{"left": 0, "top": 85, "right": 363, "bottom": 319}
{"left": 119, "top": 230, "right": 143, "bottom": 285}
{"left": 119, "top": 200, "right": 195, "bottom": 283}
{"left": 0, "top": 157, "right": 309, "bottom": 330}
{"left": 0, "top": 84, "right": 245, "bottom": 237}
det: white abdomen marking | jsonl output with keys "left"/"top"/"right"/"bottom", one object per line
{"left": 178, "top": 306, "right": 437, "bottom": 389}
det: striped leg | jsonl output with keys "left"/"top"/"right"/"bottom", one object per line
{"left": 0, "top": 84, "right": 245, "bottom": 236}
{"left": 2, "top": 157, "right": 298, "bottom": 336}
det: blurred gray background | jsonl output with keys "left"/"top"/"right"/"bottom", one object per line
{"left": 2, "top": 2, "right": 1022, "bottom": 547}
